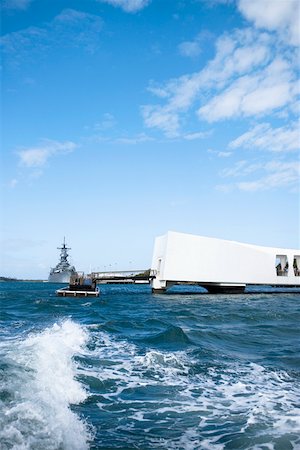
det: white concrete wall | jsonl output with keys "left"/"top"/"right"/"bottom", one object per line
{"left": 151, "top": 231, "right": 300, "bottom": 288}
{"left": 151, "top": 233, "right": 168, "bottom": 290}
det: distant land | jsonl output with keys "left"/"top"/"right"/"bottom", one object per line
{"left": 0, "top": 276, "right": 45, "bottom": 282}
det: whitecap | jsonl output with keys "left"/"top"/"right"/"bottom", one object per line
{"left": 0, "top": 319, "right": 92, "bottom": 450}
{"left": 79, "top": 330, "right": 300, "bottom": 449}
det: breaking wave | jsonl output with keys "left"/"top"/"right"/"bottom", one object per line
{"left": 1, "top": 316, "right": 299, "bottom": 449}
{"left": 0, "top": 320, "right": 91, "bottom": 450}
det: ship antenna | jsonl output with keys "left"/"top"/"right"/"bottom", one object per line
{"left": 58, "top": 237, "right": 71, "bottom": 251}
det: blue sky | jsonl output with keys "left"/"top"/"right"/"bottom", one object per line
{"left": 1, "top": 0, "right": 299, "bottom": 279}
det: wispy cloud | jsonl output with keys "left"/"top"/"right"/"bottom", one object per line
{"left": 142, "top": 28, "right": 279, "bottom": 135}
{"left": 1, "top": 9, "right": 103, "bottom": 61}
{"left": 142, "top": 104, "right": 180, "bottom": 137}
{"left": 218, "top": 159, "right": 300, "bottom": 192}
{"left": 178, "top": 37, "right": 202, "bottom": 58}
{"left": 221, "top": 160, "right": 261, "bottom": 177}
{"left": 54, "top": 8, "right": 103, "bottom": 36}
{"left": 85, "top": 131, "right": 154, "bottom": 145}
{"left": 197, "top": 57, "right": 296, "bottom": 122}
{"left": 18, "top": 139, "right": 77, "bottom": 168}
{"left": 178, "top": 40, "right": 201, "bottom": 58}
{"left": 115, "top": 133, "right": 154, "bottom": 144}
{"left": 208, "top": 148, "right": 233, "bottom": 158}
{"left": 183, "top": 131, "right": 211, "bottom": 141}
{"left": 203, "top": 0, "right": 234, "bottom": 5}
{"left": 91, "top": 113, "right": 117, "bottom": 131}
{"left": 218, "top": 151, "right": 233, "bottom": 158}
{"left": 229, "top": 122, "right": 300, "bottom": 153}
{"left": 2, "top": 0, "right": 32, "bottom": 10}
{"left": 237, "top": 161, "right": 300, "bottom": 192}
{"left": 238, "top": 0, "right": 300, "bottom": 46}
{"left": 97, "top": 0, "right": 150, "bottom": 13}
{"left": 143, "top": 10, "right": 298, "bottom": 136}
{"left": 178, "top": 31, "right": 213, "bottom": 58}
{"left": 142, "top": 103, "right": 212, "bottom": 139}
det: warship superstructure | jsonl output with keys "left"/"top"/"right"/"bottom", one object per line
{"left": 48, "top": 238, "right": 76, "bottom": 283}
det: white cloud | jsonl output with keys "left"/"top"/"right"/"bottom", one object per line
{"left": 178, "top": 31, "right": 212, "bottom": 58}
{"left": 238, "top": 0, "right": 300, "bottom": 46}
{"left": 142, "top": 104, "right": 180, "bottom": 138}
{"left": 178, "top": 39, "right": 202, "bottom": 58}
{"left": 52, "top": 9, "right": 103, "bottom": 49}
{"left": 219, "top": 159, "right": 300, "bottom": 192}
{"left": 1, "top": 9, "right": 103, "bottom": 60}
{"left": 84, "top": 130, "right": 155, "bottom": 145}
{"left": 217, "top": 151, "right": 233, "bottom": 158}
{"left": 101, "top": 113, "right": 117, "bottom": 129}
{"left": 237, "top": 161, "right": 300, "bottom": 191}
{"left": 147, "top": 84, "right": 169, "bottom": 98}
{"left": 221, "top": 160, "right": 260, "bottom": 177}
{"left": 183, "top": 131, "right": 210, "bottom": 140}
{"left": 229, "top": 122, "right": 300, "bottom": 153}
{"left": 97, "top": 0, "right": 150, "bottom": 13}
{"left": 142, "top": 29, "right": 277, "bottom": 135}
{"left": 54, "top": 9, "right": 101, "bottom": 27}
{"left": 208, "top": 149, "right": 233, "bottom": 158}
{"left": 92, "top": 113, "right": 117, "bottom": 131}
{"left": 115, "top": 133, "right": 153, "bottom": 144}
{"left": 197, "top": 57, "right": 296, "bottom": 121}
{"left": 143, "top": 21, "right": 299, "bottom": 137}
{"left": 18, "top": 140, "right": 77, "bottom": 168}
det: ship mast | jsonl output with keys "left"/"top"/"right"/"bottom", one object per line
{"left": 57, "top": 237, "right": 71, "bottom": 264}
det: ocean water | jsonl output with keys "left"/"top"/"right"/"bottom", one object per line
{"left": 1, "top": 282, "right": 300, "bottom": 450}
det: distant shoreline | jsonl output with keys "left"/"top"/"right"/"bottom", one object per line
{"left": 0, "top": 277, "right": 46, "bottom": 282}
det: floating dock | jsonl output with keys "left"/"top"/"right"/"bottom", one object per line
{"left": 56, "top": 273, "right": 100, "bottom": 297}
{"left": 150, "top": 231, "right": 300, "bottom": 293}
{"left": 56, "top": 287, "right": 100, "bottom": 297}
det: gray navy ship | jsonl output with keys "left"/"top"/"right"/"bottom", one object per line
{"left": 48, "top": 238, "right": 77, "bottom": 283}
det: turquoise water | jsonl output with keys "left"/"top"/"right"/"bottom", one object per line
{"left": 1, "top": 282, "right": 300, "bottom": 450}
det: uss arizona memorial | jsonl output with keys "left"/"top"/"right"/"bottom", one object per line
{"left": 150, "top": 231, "right": 300, "bottom": 293}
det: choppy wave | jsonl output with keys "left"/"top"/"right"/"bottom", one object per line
{"left": 80, "top": 326, "right": 300, "bottom": 450}
{"left": 143, "top": 325, "right": 193, "bottom": 348}
{"left": 2, "top": 319, "right": 299, "bottom": 449}
{"left": 0, "top": 320, "right": 91, "bottom": 450}
{"left": 1, "top": 283, "right": 300, "bottom": 450}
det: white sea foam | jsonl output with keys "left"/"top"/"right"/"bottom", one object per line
{"left": 80, "top": 329, "right": 300, "bottom": 449}
{"left": 0, "top": 320, "right": 91, "bottom": 450}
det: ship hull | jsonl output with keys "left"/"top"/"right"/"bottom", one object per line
{"left": 48, "top": 239, "right": 76, "bottom": 283}
{"left": 48, "top": 270, "right": 76, "bottom": 283}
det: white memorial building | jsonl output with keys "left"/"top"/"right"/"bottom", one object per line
{"left": 150, "top": 231, "right": 300, "bottom": 293}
